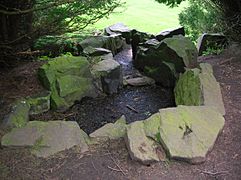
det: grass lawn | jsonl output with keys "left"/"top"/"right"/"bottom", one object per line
{"left": 90, "top": 0, "right": 187, "bottom": 34}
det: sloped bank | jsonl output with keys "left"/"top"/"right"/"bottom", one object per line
{"left": 1, "top": 23, "right": 226, "bottom": 165}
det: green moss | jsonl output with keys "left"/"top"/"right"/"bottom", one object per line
{"left": 174, "top": 69, "right": 203, "bottom": 106}
{"left": 6, "top": 100, "right": 30, "bottom": 129}
{"left": 31, "top": 136, "right": 45, "bottom": 152}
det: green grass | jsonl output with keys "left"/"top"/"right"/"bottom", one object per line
{"left": 90, "top": 0, "right": 188, "bottom": 34}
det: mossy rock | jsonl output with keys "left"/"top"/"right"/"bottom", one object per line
{"left": 174, "top": 63, "right": 225, "bottom": 115}
{"left": 89, "top": 115, "right": 127, "bottom": 140}
{"left": 27, "top": 91, "right": 51, "bottom": 115}
{"left": 2, "top": 100, "right": 30, "bottom": 129}
{"left": 38, "top": 55, "right": 96, "bottom": 111}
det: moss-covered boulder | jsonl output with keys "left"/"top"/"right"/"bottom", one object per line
{"left": 1, "top": 121, "right": 88, "bottom": 158}
{"left": 134, "top": 35, "right": 197, "bottom": 87}
{"left": 159, "top": 106, "right": 225, "bottom": 164}
{"left": 38, "top": 56, "right": 96, "bottom": 111}
{"left": 2, "top": 100, "right": 30, "bottom": 129}
{"left": 89, "top": 115, "right": 127, "bottom": 140}
{"left": 27, "top": 91, "right": 51, "bottom": 115}
{"left": 174, "top": 63, "right": 225, "bottom": 115}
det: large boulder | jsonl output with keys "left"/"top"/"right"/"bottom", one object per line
{"left": 79, "top": 35, "right": 124, "bottom": 55}
{"left": 159, "top": 106, "right": 225, "bottom": 164}
{"left": 38, "top": 56, "right": 96, "bottom": 111}
{"left": 125, "top": 121, "right": 160, "bottom": 165}
{"left": 90, "top": 115, "right": 127, "bottom": 140}
{"left": 155, "top": 27, "right": 185, "bottom": 41}
{"left": 91, "top": 58, "right": 123, "bottom": 95}
{"left": 174, "top": 63, "right": 225, "bottom": 115}
{"left": 1, "top": 100, "right": 30, "bottom": 129}
{"left": 197, "top": 33, "right": 228, "bottom": 56}
{"left": 134, "top": 35, "right": 198, "bottom": 87}
{"left": 1, "top": 121, "right": 88, "bottom": 158}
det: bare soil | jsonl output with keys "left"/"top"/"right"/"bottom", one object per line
{"left": 0, "top": 47, "right": 241, "bottom": 179}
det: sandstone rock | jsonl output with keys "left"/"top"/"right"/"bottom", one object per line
{"left": 125, "top": 76, "right": 155, "bottom": 86}
{"left": 2, "top": 100, "right": 30, "bottom": 129}
{"left": 197, "top": 33, "right": 228, "bottom": 56}
{"left": 159, "top": 106, "right": 225, "bottom": 164}
{"left": 1, "top": 121, "right": 88, "bottom": 158}
{"left": 91, "top": 59, "right": 122, "bottom": 94}
{"left": 38, "top": 56, "right": 96, "bottom": 111}
{"left": 27, "top": 91, "right": 51, "bottom": 115}
{"left": 174, "top": 63, "right": 225, "bottom": 115}
{"left": 125, "top": 121, "right": 159, "bottom": 165}
{"left": 155, "top": 27, "right": 185, "bottom": 41}
{"left": 89, "top": 115, "right": 127, "bottom": 140}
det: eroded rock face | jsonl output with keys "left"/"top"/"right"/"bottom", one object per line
{"left": 197, "top": 33, "right": 228, "bottom": 56}
{"left": 174, "top": 63, "right": 225, "bottom": 115}
{"left": 125, "top": 121, "right": 159, "bottom": 165}
{"left": 1, "top": 121, "right": 88, "bottom": 158}
{"left": 91, "top": 59, "right": 123, "bottom": 94}
{"left": 155, "top": 27, "right": 185, "bottom": 41}
{"left": 2, "top": 100, "right": 30, "bottom": 129}
{"left": 38, "top": 56, "right": 96, "bottom": 111}
{"left": 159, "top": 106, "right": 225, "bottom": 164}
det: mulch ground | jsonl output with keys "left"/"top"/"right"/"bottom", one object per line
{"left": 0, "top": 48, "right": 241, "bottom": 179}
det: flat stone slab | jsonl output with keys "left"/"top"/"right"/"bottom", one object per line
{"left": 125, "top": 121, "right": 159, "bottom": 165}
{"left": 125, "top": 76, "right": 155, "bottom": 86}
{"left": 90, "top": 115, "right": 127, "bottom": 140}
{"left": 1, "top": 121, "right": 88, "bottom": 158}
{"left": 159, "top": 106, "right": 225, "bottom": 164}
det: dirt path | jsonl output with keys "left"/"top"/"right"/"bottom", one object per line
{"left": 1, "top": 50, "right": 241, "bottom": 179}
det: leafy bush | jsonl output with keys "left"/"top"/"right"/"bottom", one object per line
{"left": 178, "top": 0, "right": 222, "bottom": 42}
{"left": 34, "top": 31, "right": 92, "bottom": 57}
